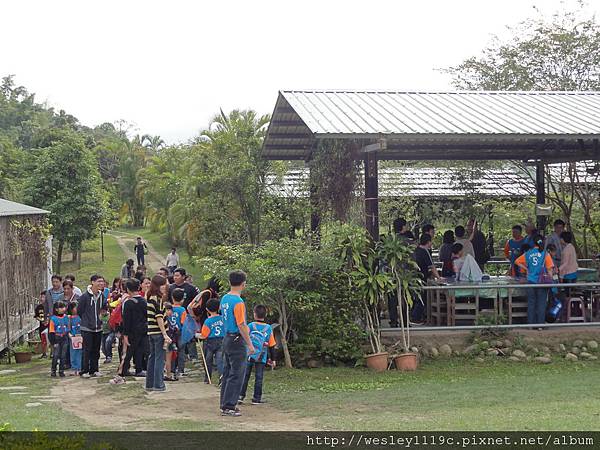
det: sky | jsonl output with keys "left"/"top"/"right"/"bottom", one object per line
{"left": 2, "top": 0, "right": 598, "bottom": 144}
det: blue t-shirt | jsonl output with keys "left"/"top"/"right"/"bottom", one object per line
{"left": 69, "top": 315, "right": 81, "bottom": 336}
{"left": 203, "top": 315, "right": 224, "bottom": 338}
{"left": 49, "top": 315, "right": 70, "bottom": 336}
{"left": 171, "top": 305, "right": 186, "bottom": 329}
{"left": 524, "top": 249, "right": 552, "bottom": 284}
{"left": 220, "top": 293, "right": 246, "bottom": 334}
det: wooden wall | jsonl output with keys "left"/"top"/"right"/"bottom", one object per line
{"left": 0, "top": 214, "right": 48, "bottom": 351}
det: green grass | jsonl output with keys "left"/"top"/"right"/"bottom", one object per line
{"left": 0, "top": 359, "right": 90, "bottom": 431}
{"left": 60, "top": 234, "right": 127, "bottom": 284}
{"left": 267, "top": 359, "right": 600, "bottom": 430}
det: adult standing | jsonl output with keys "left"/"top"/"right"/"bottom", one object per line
{"left": 120, "top": 278, "right": 148, "bottom": 377}
{"left": 504, "top": 225, "right": 526, "bottom": 277}
{"left": 467, "top": 219, "right": 489, "bottom": 271}
{"left": 78, "top": 274, "right": 107, "bottom": 378}
{"left": 545, "top": 219, "right": 566, "bottom": 266}
{"left": 438, "top": 230, "right": 455, "bottom": 277}
{"left": 515, "top": 236, "right": 554, "bottom": 325}
{"left": 187, "top": 277, "right": 220, "bottom": 327}
{"left": 454, "top": 226, "right": 475, "bottom": 259}
{"left": 165, "top": 248, "right": 179, "bottom": 274}
{"left": 145, "top": 275, "right": 171, "bottom": 392}
{"left": 65, "top": 274, "right": 82, "bottom": 297}
{"left": 393, "top": 217, "right": 415, "bottom": 242}
{"left": 133, "top": 237, "right": 148, "bottom": 267}
{"left": 220, "top": 270, "right": 255, "bottom": 417}
{"left": 559, "top": 232, "right": 578, "bottom": 283}
{"left": 121, "top": 259, "right": 134, "bottom": 280}
{"left": 44, "top": 275, "right": 64, "bottom": 321}
{"left": 412, "top": 234, "right": 441, "bottom": 324}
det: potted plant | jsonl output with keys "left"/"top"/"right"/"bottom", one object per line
{"left": 13, "top": 342, "right": 34, "bottom": 363}
{"left": 378, "top": 233, "right": 423, "bottom": 371}
{"left": 28, "top": 339, "right": 43, "bottom": 354}
{"left": 340, "top": 228, "right": 393, "bottom": 372}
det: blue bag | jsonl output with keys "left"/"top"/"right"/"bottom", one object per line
{"left": 180, "top": 315, "right": 199, "bottom": 344}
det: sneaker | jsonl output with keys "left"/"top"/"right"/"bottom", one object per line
{"left": 104, "top": 357, "right": 112, "bottom": 364}
{"left": 135, "top": 370, "right": 147, "bottom": 377}
{"left": 70, "top": 371, "right": 78, "bottom": 377}
{"left": 59, "top": 372, "right": 65, "bottom": 378}
{"left": 221, "top": 408, "right": 242, "bottom": 417}
{"left": 204, "top": 379, "right": 210, "bottom": 384}
{"left": 238, "top": 397, "right": 245, "bottom": 405}
{"left": 251, "top": 399, "right": 266, "bottom": 405}
{"left": 50, "top": 372, "right": 57, "bottom": 378}
{"left": 40, "top": 353, "right": 47, "bottom": 359}
{"left": 121, "top": 371, "right": 134, "bottom": 377}
{"left": 92, "top": 371, "right": 104, "bottom": 377}
{"left": 81, "top": 373, "right": 91, "bottom": 379}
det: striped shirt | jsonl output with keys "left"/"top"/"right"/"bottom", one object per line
{"left": 147, "top": 295, "right": 165, "bottom": 335}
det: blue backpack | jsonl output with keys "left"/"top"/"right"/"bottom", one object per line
{"left": 248, "top": 323, "right": 270, "bottom": 362}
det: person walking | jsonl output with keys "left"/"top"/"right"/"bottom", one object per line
{"left": 165, "top": 248, "right": 179, "bottom": 274}
{"left": 133, "top": 237, "right": 148, "bottom": 267}
{"left": 77, "top": 274, "right": 107, "bottom": 378}
{"left": 219, "top": 270, "right": 255, "bottom": 417}
{"left": 145, "top": 275, "right": 171, "bottom": 392}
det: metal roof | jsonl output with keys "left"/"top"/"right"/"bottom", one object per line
{"left": 267, "top": 166, "right": 531, "bottom": 199}
{"left": 0, "top": 198, "right": 48, "bottom": 217}
{"left": 263, "top": 90, "right": 600, "bottom": 161}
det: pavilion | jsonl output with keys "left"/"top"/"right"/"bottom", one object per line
{"left": 262, "top": 90, "right": 600, "bottom": 238}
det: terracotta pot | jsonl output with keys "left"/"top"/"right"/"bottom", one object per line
{"left": 365, "top": 352, "right": 389, "bottom": 372}
{"left": 394, "top": 352, "right": 418, "bottom": 371}
{"left": 29, "top": 340, "right": 43, "bottom": 354}
{"left": 14, "top": 352, "right": 32, "bottom": 364}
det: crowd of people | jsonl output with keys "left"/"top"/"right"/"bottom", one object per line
{"left": 34, "top": 248, "right": 277, "bottom": 417}
{"left": 391, "top": 217, "right": 581, "bottom": 327}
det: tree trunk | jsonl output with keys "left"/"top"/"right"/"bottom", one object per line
{"left": 72, "top": 250, "right": 77, "bottom": 262}
{"left": 278, "top": 301, "right": 293, "bottom": 368}
{"left": 76, "top": 250, "right": 82, "bottom": 269}
{"left": 56, "top": 240, "right": 64, "bottom": 274}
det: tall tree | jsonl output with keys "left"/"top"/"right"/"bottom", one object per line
{"left": 447, "top": 6, "right": 600, "bottom": 253}
{"left": 25, "top": 130, "right": 105, "bottom": 272}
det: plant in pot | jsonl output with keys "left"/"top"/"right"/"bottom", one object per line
{"left": 340, "top": 227, "right": 393, "bottom": 372}
{"left": 378, "top": 233, "right": 423, "bottom": 371}
{"left": 12, "top": 342, "right": 34, "bottom": 363}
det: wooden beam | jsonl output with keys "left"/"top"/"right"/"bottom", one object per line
{"left": 364, "top": 151, "right": 379, "bottom": 240}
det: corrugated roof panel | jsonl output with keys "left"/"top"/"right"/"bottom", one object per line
{"left": 278, "top": 91, "right": 600, "bottom": 135}
{"left": 0, "top": 199, "right": 48, "bottom": 217}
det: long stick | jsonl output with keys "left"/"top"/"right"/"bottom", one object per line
{"left": 197, "top": 340, "right": 211, "bottom": 385}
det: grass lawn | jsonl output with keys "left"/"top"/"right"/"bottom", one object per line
{"left": 0, "top": 359, "right": 89, "bottom": 431}
{"left": 267, "top": 359, "right": 600, "bottom": 430}
{"left": 60, "top": 233, "right": 127, "bottom": 284}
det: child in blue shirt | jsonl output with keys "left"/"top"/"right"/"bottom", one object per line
{"left": 68, "top": 302, "right": 82, "bottom": 376}
{"left": 199, "top": 298, "right": 224, "bottom": 384}
{"left": 239, "top": 304, "right": 276, "bottom": 405}
{"left": 48, "top": 301, "right": 70, "bottom": 377}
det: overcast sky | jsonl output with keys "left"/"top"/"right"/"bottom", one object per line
{"left": 2, "top": 0, "right": 598, "bottom": 143}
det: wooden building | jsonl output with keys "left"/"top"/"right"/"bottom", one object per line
{"left": 0, "top": 198, "right": 49, "bottom": 352}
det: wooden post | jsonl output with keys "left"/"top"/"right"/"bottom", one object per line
{"left": 308, "top": 161, "right": 321, "bottom": 246}
{"left": 535, "top": 161, "right": 547, "bottom": 233}
{"left": 101, "top": 229, "right": 105, "bottom": 262}
{"left": 364, "top": 150, "right": 379, "bottom": 240}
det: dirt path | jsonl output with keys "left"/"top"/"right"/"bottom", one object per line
{"left": 109, "top": 231, "right": 164, "bottom": 273}
{"left": 50, "top": 358, "right": 315, "bottom": 431}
